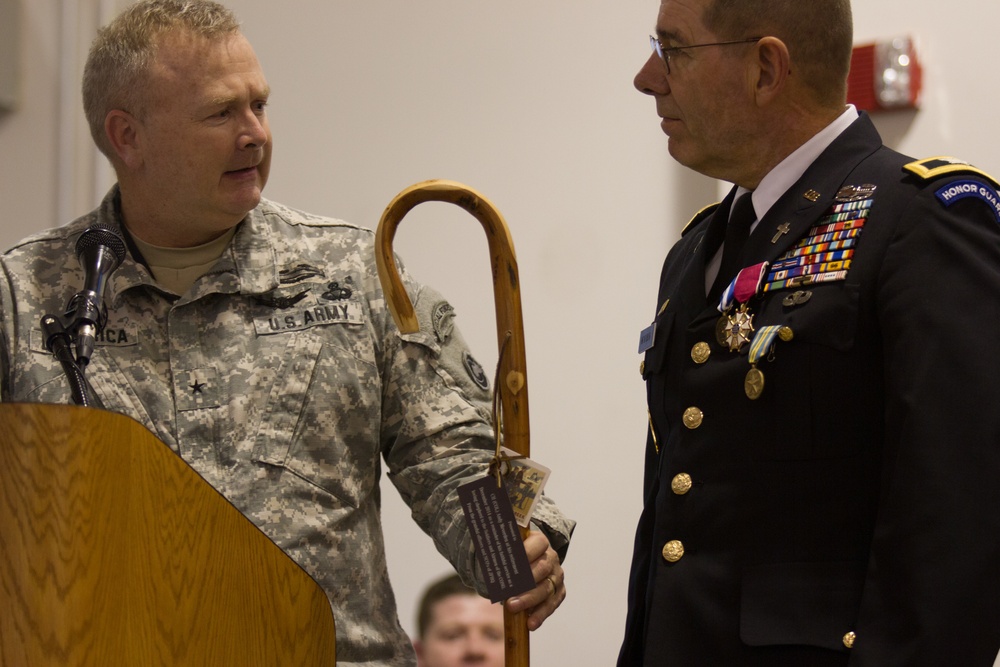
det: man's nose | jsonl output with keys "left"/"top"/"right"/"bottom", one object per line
{"left": 634, "top": 51, "right": 669, "bottom": 96}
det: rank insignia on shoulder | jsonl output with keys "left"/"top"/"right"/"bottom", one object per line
{"left": 904, "top": 156, "right": 1000, "bottom": 188}
{"left": 682, "top": 202, "right": 721, "bottom": 236}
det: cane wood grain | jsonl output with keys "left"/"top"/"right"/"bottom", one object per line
{"left": 376, "top": 180, "right": 531, "bottom": 667}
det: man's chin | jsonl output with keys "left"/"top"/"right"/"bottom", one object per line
{"left": 666, "top": 140, "right": 691, "bottom": 167}
{"left": 226, "top": 188, "right": 263, "bottom": 217}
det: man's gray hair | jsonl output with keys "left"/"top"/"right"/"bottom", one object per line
{"left": 82, "top": 0, "right": 241, "bottom": 158}
{"left": 703, "top": 0, "right": 853, "bottom": 108}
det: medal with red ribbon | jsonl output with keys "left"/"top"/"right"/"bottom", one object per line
{"left": 716, "top": 262, "right": 769, "bottom": 352}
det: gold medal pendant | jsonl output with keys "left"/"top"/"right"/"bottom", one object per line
{"left": 745, "top": 365, "right": 765, "bottom": 400}
{"left": 716, "top": 315, "right": 731, "bottom": 348}
{"left": 724, "top": 304, "right": 755, "bottom": 352}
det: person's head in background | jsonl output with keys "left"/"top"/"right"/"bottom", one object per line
{"left": 414, "top": 574, "right": 505, "bottom": 667}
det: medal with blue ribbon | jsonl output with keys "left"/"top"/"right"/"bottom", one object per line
{"left": 744, "top": 324, "right": 795, "bottom": 399}
{"left": 716, "top": 262, "right": 770, "bottom": 352}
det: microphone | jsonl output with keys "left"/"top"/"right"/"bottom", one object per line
{"left": 66, "top": 223, "right": 127, "bottom": 367}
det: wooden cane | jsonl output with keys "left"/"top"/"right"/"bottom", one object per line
{"left": 374, "top": 179, "right": 530, "bottom": 667}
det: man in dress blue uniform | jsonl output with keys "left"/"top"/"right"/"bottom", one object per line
{"left": 620, "top": 0, "right": 1000, "bottom": 665}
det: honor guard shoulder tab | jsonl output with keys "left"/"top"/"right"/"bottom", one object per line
{"left": 681, "top": 202, "right": 721, "bottom": 236}
{"left": 904, "top": 156, "right": 1000, "bottom": 188}
{"left": 910, "top": 157, "right": 1000, "bottom": 224}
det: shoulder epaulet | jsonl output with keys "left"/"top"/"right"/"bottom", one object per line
{"left": 903, "top": 156, "right": 1000, "bottom": 188}
{"left": 908, "top": 157, "right": 1000, "bottom": 223}
{"left": 681, "top": 202, "right": 721, "bottom": 236}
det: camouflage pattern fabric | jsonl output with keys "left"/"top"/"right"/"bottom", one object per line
{"left": 0, "top": 186, "right": 574, "bottom": 667}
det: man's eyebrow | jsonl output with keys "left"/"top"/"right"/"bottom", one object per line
{"left": 655, "top": 28, "right": 684, "bottom": 45}
{"left": 207, "top": 95, "right": 236, "bottom": 107}
{"left": 207, "top": 86, "right": 271, "bottom": 107}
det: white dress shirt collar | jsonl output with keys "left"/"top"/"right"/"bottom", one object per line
{"left": 748, "top": 104, "right": 860, "bottom": 222}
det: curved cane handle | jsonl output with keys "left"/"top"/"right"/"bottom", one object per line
{"left": 375, "top": 179, "right": 530, "bottom": 667}
{"left": 375, "top": 180, "right": 530, "bottom": 450}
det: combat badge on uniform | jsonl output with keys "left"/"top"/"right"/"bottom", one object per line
{"left": 253, "top": 275, "right": 365, "bottom": 336}
{"left": 278, "top": 263, "right": 326, "bottom": 284}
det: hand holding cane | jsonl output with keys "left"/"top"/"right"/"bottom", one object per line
{"left": 375, "top": 179, "right": 531, "bottom": 667}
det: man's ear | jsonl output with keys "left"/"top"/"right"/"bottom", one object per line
{"left": 750, "top": 36, "right": 791, "bottom": 106}
{"left": 105, "top": 110, "right": 144, "bottom": 169}
{"left": 412, "top": 638, "right": 425, "bottom": 665}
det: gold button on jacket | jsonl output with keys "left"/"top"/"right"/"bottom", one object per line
{"left": 682, "top": 407, "right": 704, "bottom": 429}
{"left": 671, "top": 473, "right": 693, "bottom": 495}
{"left": 662, "top": 540, "right": 685, "bottom": 563}
{"left": 691, "top": 342, "right": 711, "bottom": 364}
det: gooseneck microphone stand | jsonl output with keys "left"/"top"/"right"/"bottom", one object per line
{"left": 40, "top": 223, "right": 127, "bottom": 407}
{"left": 40, "top": 313, "right": 97, "bottom": 407}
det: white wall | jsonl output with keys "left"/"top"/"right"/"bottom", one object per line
{"left": 225, "top": 5, "right": 674, "bottom": 662}
{"left": 2, "top": 2, "right": 999, "bottom": 665}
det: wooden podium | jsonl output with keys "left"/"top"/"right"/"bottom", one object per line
{"left": 0, "top": 404, "right": 336, "bottom": 666}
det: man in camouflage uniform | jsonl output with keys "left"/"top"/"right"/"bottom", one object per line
{"left": 0, "top": 2, "right": 573, "bottom": 665}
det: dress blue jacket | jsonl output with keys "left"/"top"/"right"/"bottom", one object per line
{"left": 620, "top": 114, "right": 1000, "bottom": 666}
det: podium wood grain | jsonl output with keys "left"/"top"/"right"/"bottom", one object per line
{"left": 0, "top": 403, "right": 336, "bottom": 666}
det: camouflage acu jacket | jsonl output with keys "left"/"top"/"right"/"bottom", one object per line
{"left": 0, "top": 187, "right": 574, "bottom": 667}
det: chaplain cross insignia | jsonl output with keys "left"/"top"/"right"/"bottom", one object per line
{"left": 771, "top": 223, "right": 791, "bottom": 244}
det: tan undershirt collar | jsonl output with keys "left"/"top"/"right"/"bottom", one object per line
{"left": 131, "top": 228, "right": 237, "bottom": 296}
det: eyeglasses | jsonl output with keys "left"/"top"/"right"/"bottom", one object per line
{"left": 649, "top": 35, "right": 762, "bottom": 74}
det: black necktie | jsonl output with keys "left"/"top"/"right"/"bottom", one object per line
{"left": 709, "top": 192, "right": 755, "bottom": 301}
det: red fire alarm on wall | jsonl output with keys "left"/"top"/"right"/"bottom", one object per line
{"left": 847, "top": 37, "right": 922, "bottom": 112}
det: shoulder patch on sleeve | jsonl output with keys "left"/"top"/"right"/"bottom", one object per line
{"left": 904, "top": 156, "right": 1000, "bottom": 188}
{"left": 681, "top": 202, "right": 721, "bottom": 236}
{"left": 462, "top": 352, "right": 491, "bottom": 391}
{"left": 935, "top": 179, "right": 1000, "bottom": 224}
